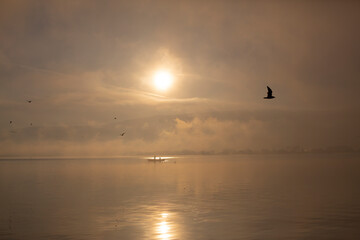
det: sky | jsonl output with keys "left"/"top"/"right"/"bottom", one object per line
{"left": 0, "top": 0, "right": 359, "bottom": 157}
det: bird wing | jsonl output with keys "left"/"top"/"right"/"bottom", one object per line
{"left": 267, "top": 86, "right": 273, "bottom": 97}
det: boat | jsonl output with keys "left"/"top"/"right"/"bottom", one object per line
{"left": 147, "top": 156, "right": 166, "bottom": 162}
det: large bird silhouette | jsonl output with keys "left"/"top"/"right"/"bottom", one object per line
{"left": 264, "top": 86, "right": 275, "bottom": 99}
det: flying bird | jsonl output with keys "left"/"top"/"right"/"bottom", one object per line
{"left": 264, "top": 86, "right": 275, "bottom": 99}
{"left": 120, "top": 131, "right": 126, "bottom": 136}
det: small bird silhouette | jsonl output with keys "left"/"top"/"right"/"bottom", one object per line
{"left": 264, "top": 86, "right": 275, "bottom": 99}
{"left": 120, "top": 131, "right": 126, "bottom": 136}
{"left": 27, "top": 100, "right": 32, "bottom": 103}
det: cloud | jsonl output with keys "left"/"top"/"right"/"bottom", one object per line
{"left": 1, "top": 109, "right": 359, "bottom": 157}
{"left": 1, "top": 1, "right": 359, "bottom": 156}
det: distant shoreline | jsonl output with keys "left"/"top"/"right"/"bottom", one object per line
{"left": 0, "top": 150, "right": 359, "bottom": 160}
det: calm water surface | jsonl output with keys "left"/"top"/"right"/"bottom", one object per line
{"left": 1, "top": 154, "right": 360, "bottom": 239}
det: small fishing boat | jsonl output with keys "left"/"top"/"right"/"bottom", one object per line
{"left": 147, "top": 156, "right": 166, "bottom": 162}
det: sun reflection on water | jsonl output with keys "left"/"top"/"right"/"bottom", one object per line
{"left": 156, "top": 213, "right": 172, "bottom": 239}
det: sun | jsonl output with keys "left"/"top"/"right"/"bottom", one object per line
{"left": 153, "top": 70, "right": 173, "bottom": 91}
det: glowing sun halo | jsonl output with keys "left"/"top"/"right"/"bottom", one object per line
{"left": 153, "top": 70, "right": 173, "bottom": 91}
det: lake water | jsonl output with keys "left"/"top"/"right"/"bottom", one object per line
{"left": 1, "top": 154, "right": 360, "bottom": 240}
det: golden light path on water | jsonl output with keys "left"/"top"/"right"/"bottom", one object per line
{"left": 156, "top": 213, "right": 171, "bottom": 239}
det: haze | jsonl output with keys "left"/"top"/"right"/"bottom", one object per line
{"left": 1, "top": 1, "right": 359, "bottom": 157}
